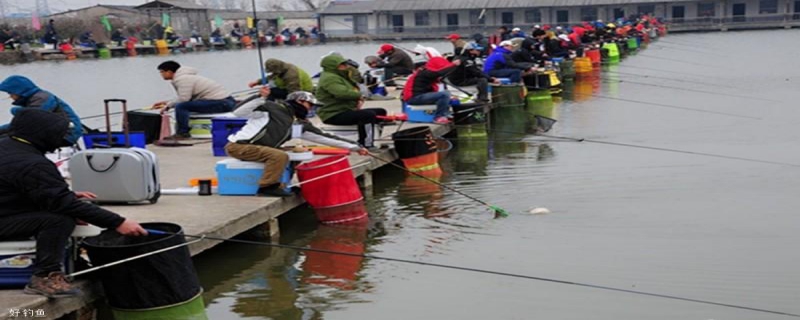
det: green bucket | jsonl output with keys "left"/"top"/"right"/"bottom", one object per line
{"left": 559, "top": 60, "right": 575, "bottom": 80}
{"left": 602, "top": 42, "right": 619, "bottom": 59}
{"left": 526, "top": 91, "right": 555, "bottom": 132}
{"left": 111, "top": 291, "right": 207, "bottom": 320}
{"left": 627, "top": 38, "right": 639, "bottom": 50}
{"left": 98, "top": 48, "right": 111, "bottom": 59}
{"left": 490, "top": 84, "right": 525, "bottom": 108}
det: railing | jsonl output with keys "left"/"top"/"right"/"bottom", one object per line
{"left": 665, "top": 13, "right": 800, "bottom": 30}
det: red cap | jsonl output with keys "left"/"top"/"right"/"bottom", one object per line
{"left": 446, "top": 33, "right": 460, "bottom": 40}
{"left": 378, "top": 44, "right": 394, "bottom": 54}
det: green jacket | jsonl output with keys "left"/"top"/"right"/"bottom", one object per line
{"left": 260, "top": 59, "right": 313, "bottom": 93}
{"left": 315, "top": 55, "right": 362, "bottom": 122}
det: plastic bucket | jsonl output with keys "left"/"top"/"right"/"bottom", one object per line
{"left": 490, "top": 84, "right": 525, "bottom": 108}
{"left": 111, "top": 291, "right": 206, "bottom": 320}
{"left": 155, "top": 40, "right": 169, "bottom": 55}
{"left": 526, "top": 91, "right": 555, "bottom": 132}
{"left": 602, "top": 42, "right": 619, "bottom": 59}
{"left": 585, "top": 49, "right": 601, "bottom": 66}
{"left": 392, "top": 127, "right": 437, "bottom": 159}
{"left": 574, "top": 57, "right": 593, "bottom": 74}
{"left": 627, "top": 38, "right": 639, "bottom": 50}
{"left": 311, "top": 199, "right": 369, "bottom": 224}
{"left": 98, "top": 48, "right": 111, "bottom": 59}
{"left": 559, "top": 59, "right": 575, "bottom": 80}
{"left": 296, "top": 156, "right": 363, "bottom": 208}
{"left": 82, "top": 222, "right": 205, "bottom": 319}
{"left": 452, "top": 102, "right": 487, "bottom": 125}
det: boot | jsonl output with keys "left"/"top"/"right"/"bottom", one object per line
{"left": 24, "top": 271, "right": 81, "bottom": 298}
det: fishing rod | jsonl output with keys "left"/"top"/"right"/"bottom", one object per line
{"left": 651, "top": 44, "right": 720, "bottom": 56}
{"left": 389, "top": 42, "right": 422, "bottom": 56}
{"left": 366, "top": 152, "right": 510, "bottom": 217}
{"left": 599, "top": 78, "right": 779, "bottom": 103}
{"left": 251, "top": 0, "right": 267, "bottom": 85}
{"left": 68, "top": 235, "right": 205, "bottom": 278}
{"left": 481, "top": 128, "right": 800, "bottom": 168}
{"left": 634, "top": 53, "right": 725, "bottom": 69}
{"left": 615, "top": 64, "right": 717, "bottom": 79}
{"left": 603, "top": 70, "right": 740, "bottom": 89}
{"left": 573, "top": 93, "right": 762, "bottom": 120}
{"left": 141, "top": 229, "right": 800, "bottom": 318}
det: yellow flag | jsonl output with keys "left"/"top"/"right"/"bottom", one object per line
{"left": 246, "top": 17, "right": 254, "bottom": 29}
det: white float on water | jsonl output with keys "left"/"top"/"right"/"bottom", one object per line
{"left": 528, "top": 207, "right": 551, "bottom": 215}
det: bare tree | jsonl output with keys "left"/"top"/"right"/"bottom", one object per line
{"left": 298, "top": 0, "right": 331, "bottom": 11}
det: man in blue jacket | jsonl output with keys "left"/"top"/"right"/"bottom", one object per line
{"left": 0, "top": 75, "right": 83, "bottom": 146}
{"left": 483, "top": 41, "right": 535, "bottom": 84}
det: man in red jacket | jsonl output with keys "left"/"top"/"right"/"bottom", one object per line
{"left": 403, "top": 57, "right": 461, "bottom": 124}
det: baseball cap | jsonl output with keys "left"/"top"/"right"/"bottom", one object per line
{"left": 446, "top": 33, "right": 460, "bottom": 40}
{"left": 286, "top": 91, "right": 319, "bottom": 105}
{"left": 378, "top": 43, "right": 394, "bottom": 54}
{"left": 512, "top": 27, "right": 521, "bottom": 32}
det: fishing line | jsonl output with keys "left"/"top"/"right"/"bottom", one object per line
{"left": 142, "top": 229, "right": 800, "bottom": 318}
{"left": 480, "top": 129, "right": 800, "bottom": 168}
{"left": 616, "top": 64, "right": 714, "bottom": 78}
{"left": 365, "top": 152, "right": 510, "bottom": 217}
{"left": 574, "top": 93, "right": 762, "bottom": 120}
{"left": 651, "top": 45, "right": 720, "bottom": 55}
{"left": 603, "top": 70, "right": 739, "bottom": 89}
{"left": 599, "top": 78, "right": 778, "bottom": 102}
{"left": 634, "top": 53, "right": 725, "bottom": 68}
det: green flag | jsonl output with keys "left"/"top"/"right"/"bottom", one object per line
{"left": 214, "top": 14, "right": 223, "bottom": 28}
{"left": 100, "top": 15, "right": 112, "bottom": 31}
{"left": 277, "top": 15, "right": 284, "bottom": 27}
{"left": 162, "top": 13, "right": 170, "bottom": 27}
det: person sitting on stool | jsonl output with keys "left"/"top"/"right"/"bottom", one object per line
{"left": 403, "top": 57, "right": 460, "bottom": 124}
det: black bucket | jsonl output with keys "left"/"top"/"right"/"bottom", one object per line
{"left": 82, "top": 222, "right": 201, "bottom": 310}
{"left": 392, "top": 127, "right": 437, "bottom": 159}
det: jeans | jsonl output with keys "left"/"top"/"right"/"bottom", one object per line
{"left": 0, "top": 212, "right": 75, "bottom": 275}
{"left": 174, "top": 97, "right": 235, "bottom": 134}
{"left": 324, "top": 108, "right": 387, "bottom": 147}
{"left": 406, "top": 92, "right": 451, "bottom": 118}
{"left": 488, "top": 69, "right": 522, "bottom": 83}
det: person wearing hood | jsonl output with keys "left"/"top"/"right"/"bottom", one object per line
{"left": 152, "top": 61, "right": 234, "bottom": 139}
{"left": 226, "top": 89, "right": 367, "bottom": 197}
{"left": 403, "top": 56, "right": 460, "bottom": 124}
{"left": 0, "top": 75, "right": 83, "bottom": 146}
{"left": 247, "top": 58, "right": 313, "bottom": 101}
{"left": 512, "top": 38, "right": 545, "bottom": 65}
{"left": 448, "top": 43, "right": 497, "bottom": 102}
{"left": 0, "top": 109, "right": 147, "bottom": 298}
{"left": 483, "top": 41, "right": 535, "bottom": 84}
{"left": 316, "top": 54, "right": 386, "bottom": 148}
{"left": 374, "top": 44, "right": 414, "bottom": 87}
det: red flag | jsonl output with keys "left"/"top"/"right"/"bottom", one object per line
{"left": 32, "top": 15, "right": 41, "bottom": 31}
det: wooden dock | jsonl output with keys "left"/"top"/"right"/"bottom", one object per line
{"left": 0, "top": 97, "right": 453, "bottom": 319}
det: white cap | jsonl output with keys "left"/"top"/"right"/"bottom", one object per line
{"left": 512, "top": 27, "right": 521, "bottom": 32}
{"left": 534, "top": 24, "right": 541, "bottom": 29}
{"left": 499, "top": 40, "right": 513, "bottom": 47}
{"left": 558, "top": 34, "right": 570, "bottom": 41}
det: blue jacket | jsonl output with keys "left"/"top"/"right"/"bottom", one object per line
{"left": 0, "top": 75, "right": 83, "bottom": 145}
{"left": 484, "top": 46, "right": 513, "bottom": 74}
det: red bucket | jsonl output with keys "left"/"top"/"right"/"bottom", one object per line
{"left": 296, "top": 155, "right": 363, "bottom": 208}
{"left": 585, "top": 49, "right": 601, "bottom": 66}
{"left": 312, "top": 200, "right": 368, "bottom": 224}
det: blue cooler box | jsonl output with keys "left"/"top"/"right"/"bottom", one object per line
{"left": 402, "top": 102, "right": 437, "bottom": 123}
{"left": 0, "top": 240, "right": 37, "bottom": 288}
{"left": 211, "top": 117, "right": 247, "bottom": 156}
{"left": 216, "top": 159, "right": 293, "bottom": 195}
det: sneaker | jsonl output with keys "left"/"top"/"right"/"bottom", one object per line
{"left": 24, "top": 271, "right": 81, "bottom": 298}
{"left": 257, "top": 185, "right": 293, "bottom": 197}
{"left": 434, "top": 117, "right": 451, "bottom": 124}
{"left": 165, "top": 132, "right": 191, "bottom": 140}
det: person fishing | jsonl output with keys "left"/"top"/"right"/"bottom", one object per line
{"left": 448, "top": 43, "right": 498, "bottom": 102}
{"left": 247, "top": 58, "right": 313, "bottom": 101}
{"left": 151, "top": 60, "right": 235, "bottom": 140}
{"left": 225, "top": 89, "right": 367, "bottom": 197}
{"left": 0, "top": 109, "right": 147, "bottom": 298}
{"left": 484, "top": 40, "right": 535, "bottom": 84}
{"left": 0, "top": 75, "right": 83, "bottom": 146}
{"left": 372, "top": 44, "right": 414, "bottom": 87}
{"left": 316, "top": 53, "right": 387, "bottom": 149}
{"left": 404, "top": 56, "right": 460, "bottom": 124}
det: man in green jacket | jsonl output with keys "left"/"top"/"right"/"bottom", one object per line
{"left": 248, "top": 58, "right": 313, "bottom": 100}
{"left": 316, "top": 54, "right": 386, "bottom": 148}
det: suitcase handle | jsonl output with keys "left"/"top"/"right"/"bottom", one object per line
{"left": 104, "top": 99, "right": 130, "bottom": 147}
{"left": 86, "top": 154, "right": 121, "bottom": 173}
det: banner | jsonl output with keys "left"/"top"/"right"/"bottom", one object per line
{"left": 32, "top": 15, "right": 41, "bottom": 31}
{"left": 214, "top": 14, "right": 223, "bottom": 28}
{"left": 246, "top": 17, "right": 254, "bottom": 29}
{"left": 161, "top": 12, "right": 170, "bottom": 27}
{"left": 277, "top": 15, "right": 284, "bottom": 27}
{"left": 100, "top": 15, "right": 112, "bottom": 31}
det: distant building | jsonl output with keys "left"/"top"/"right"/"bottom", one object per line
{"left": 319, "top": 0, "right": 800, "bottom": 38}
{"left": 136, "top": 0, "right": 212, "bottom": 36}
{"left": 211, "top": 10, "right": 317, "bottom": 34}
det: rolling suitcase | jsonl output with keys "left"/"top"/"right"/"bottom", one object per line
{"left": 69, "top": 99, "right": 161, "bottom": 204}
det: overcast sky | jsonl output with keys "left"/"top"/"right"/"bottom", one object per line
{"left": 4, "top": 1, "right": 165, "bottom": 14}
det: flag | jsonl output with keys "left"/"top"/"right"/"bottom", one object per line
{"left": 32, "top": 15, "right": 41, "bottom": 31}
{"left": 246, "top": 17, "right": 254, "bottom": 29}
{"left": 100, "top": 15, "right": 112, "bottom": 32}
{"left": 214, "top": 14, "right": 223, "bottom": 28}
{"left": 277, "top": 15, "right": 284, "bottom": 27}
{"left": 162, "top": 13, "right": 170, "bottom": 27}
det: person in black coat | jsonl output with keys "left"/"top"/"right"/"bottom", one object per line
{"left": 0, "top": 109, "right": 147, "bottom": 298}
{"left": 448, "top": 43, "right": 498, "bottom": 101}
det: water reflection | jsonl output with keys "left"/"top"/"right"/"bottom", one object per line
{"left": 451, "top": 125, "right": 489, "bottom": 176}
{"left": 602, "top": 64, "right": 621, "bottom": 97}
{"left": 488, "top": 106, "right": 528, "bottom": 158}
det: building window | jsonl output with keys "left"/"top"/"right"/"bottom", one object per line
{"left": 525, "top": 9, "right": 542, "bottom": 23}
{"left": 580, "top": 7, "right": 598, "bottom": 21}
{"left": 637, "top": 5, "right": 656, "bottom": 15}
{"left": 556, "top": 10, "right": 569, "bottom": 23}
{"left": 502, "top": 12, "right": 514, "bottom": 25}
{"left": 414, "top": 12, "right": 429, "bottom": 26}
{"left": 697, "top": 2, "right": 716, "bottom": 17}
{"left": 470, "top": 9, "right": 486, "bottom": 25}
{"left": 759, "top": 0, "right": 778, "bottom": 14}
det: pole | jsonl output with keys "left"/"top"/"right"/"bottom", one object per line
{"left": 251, "top": 0, "right": 267, "bottom": 85}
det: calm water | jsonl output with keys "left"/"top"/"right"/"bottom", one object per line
{"left": 8, "top": 30, "right": 800, "bottom": 319}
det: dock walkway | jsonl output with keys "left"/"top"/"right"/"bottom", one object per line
{"left": 0, "top": 98, "right": 451, "bottom": 320}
